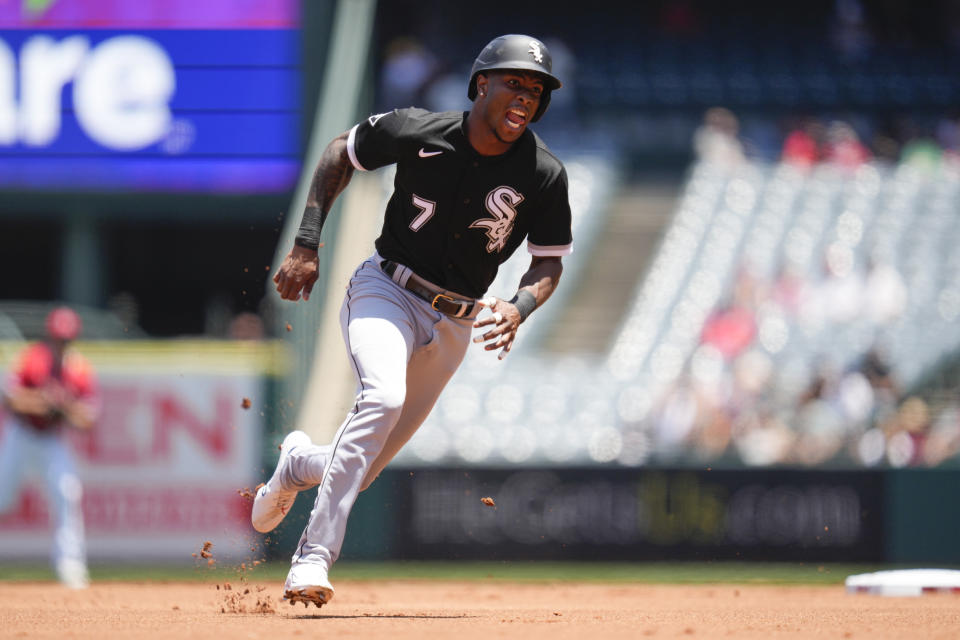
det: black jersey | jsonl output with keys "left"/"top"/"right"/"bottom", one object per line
{"left": 347, "top": 108, "right": 573, "bottom": 299}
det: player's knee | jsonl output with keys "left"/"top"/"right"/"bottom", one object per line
{"left": 58, "top": 474, "right": 83, "bottom": 505}
{"left": 362, "top": 384, "right": 406, "bottom": 419}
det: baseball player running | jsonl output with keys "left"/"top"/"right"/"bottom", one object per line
{"left": 253, "top": 34, "right": 573, "bottom": 607}
{"left": 0, "top": 307, "right": 100, "bottom": 589}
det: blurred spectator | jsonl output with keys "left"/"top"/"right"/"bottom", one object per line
{"left": 794, "top": 245, "right": 857, "bottom": 337}
{"left": 770, "top": 260, "right": 812, "bottom": 318}
{"left": 922, "top": 401, "right": 960, "bottom": 466}
{"left": 858, "top": 346, "right": 899, "bottom": 411}
{"left": 693, "top": 107, "right": 745, "bottom": 166}
{"left": 732, "top": 406, "right": 794, "bottom": 466}
{"left": 700, "top": 268, "right": 758, "bottom": 361}
{"left": 870, "top": 125, "right": 902, "bottom": 163}
{"left": 836, "top": 368, "right": 876, "bottom": 428}
{"left": 701, "top": 302, "right": 756, "bottom": 361}
{"left": 793, "top": 399, "right": 848, "bottom": 464}
{"left": 935, "top": 112, "right": 960, "bottom": 160}
{"left": 781, "top": 118, "right": 824, "bottom": 168}
{"left": 739, "top": 117, "right": 783, "bottom": 161}
{"left": 650, "top": 374, "right": 701, "bottom": 460}
{"left": 690, "top": 393, "right": 733, "bottom": 461}
{"left": 0, "top": 307, "right": 100, "bottom": 588}
{"left": 791, "top": 361, "right": 848, "bottom": 465}
{"left": 823, "top": 121, "right": 871, "bottom": 169}
{"left": 732, "top": 349, "right": 774, "bottom": 400}
{"left": 850, "top": 346, "right": 901, "bottom": 466}
{"left": 815, "top": 243, "right": 864, "bottom": 326}
{"left": 886, "top": 396, "right": 931, "bottom": 467}
{"left": 863, "top": 256, "right": 907, "bottom": 329}
{"left": 900, "top": 136, "right": 942, "bottom": 170}
{"left": 378, "top": 37, "right": 437, "bottom": 110}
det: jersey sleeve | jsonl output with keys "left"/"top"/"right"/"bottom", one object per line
{"left": 64, "top": 352, "right": 97, "bottom": 398}
{"left": 2, "top": 345, "right": 43, "bottom": 407}
{"left": 527, "top": 167, "right": 573, "bottom": 257}
{"left": 11, "top": 343, "right": 52, "bottom": 388}
{"left": 64, "top": 352, "right": 102, "bottom": 422}
{"left": 346, "top": 109, "right": 410, "bottom": 172}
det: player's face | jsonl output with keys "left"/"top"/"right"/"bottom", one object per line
{"left": 476, "top": 71, "right": 544, "bottom": 145}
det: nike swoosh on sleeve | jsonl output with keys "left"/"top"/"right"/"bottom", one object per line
{"left": 418, "top": 148, "right": 443, "bottom": 158}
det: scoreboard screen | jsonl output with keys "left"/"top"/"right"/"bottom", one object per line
{"left": 0, "top": 0, "right": 302, "bottom": 194}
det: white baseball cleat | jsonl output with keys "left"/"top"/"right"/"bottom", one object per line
{"left": 251, "top": 430, "right": 312, "bottom": 533}
{"left": 56, "top": 558, "right": 89, "bottom": 589}
{"left": 283, "top": 562, "right": 335, "bottom": 608}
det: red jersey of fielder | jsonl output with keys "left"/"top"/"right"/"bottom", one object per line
{"left": 5, "top": 342, "right": 100, "bottom": 432}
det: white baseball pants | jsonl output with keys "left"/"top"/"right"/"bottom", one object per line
{"left": 285, "top": 253, "right": 474, "bottom": 571}
{"left": 0, "top": 419, "right": 87, "bottom": 576}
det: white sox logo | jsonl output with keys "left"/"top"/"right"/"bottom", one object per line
{"left": 528, "top": 41, "right": 543, "bottom": 63}
{"left": 470, "top": 186, "right": 524, "bottom": 253}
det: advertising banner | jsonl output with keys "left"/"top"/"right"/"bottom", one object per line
{"left": 0, "top": 345, "right": 269, "bottom": 562}
{"left": 0, "top": 0, "right": 301, "bottom": 194}
{"left": 388, "top": 468, "right": 885, "bottom": 561}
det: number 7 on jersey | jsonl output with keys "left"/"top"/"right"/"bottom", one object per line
{"left": 409, "top": 194, "right": 437, "bottom": 231}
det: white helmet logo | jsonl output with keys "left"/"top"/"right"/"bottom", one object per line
{"left": 528, "top": 41, "right": 543, "bottom": 63}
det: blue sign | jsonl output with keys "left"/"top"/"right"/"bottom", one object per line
{"left": 0, "top": 2, "right": 301, "bottom": 194}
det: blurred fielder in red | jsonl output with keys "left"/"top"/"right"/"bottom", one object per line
{"left": 0, "top": 306, "right": 101, "bottom": 588}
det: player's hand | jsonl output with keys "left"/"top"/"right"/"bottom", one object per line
{"left": 472, "top": 297, "right": 521, "bottom": 360}
{"left": 4, "top": 388, "right": 50, "bottom": 417}
{"left": 40, "top": 383, "right": 68, "bottom": 420}
{"left": 62, "top": 399, "right": 96, "bottom": 431}
{"left": 273, "top": 244, "right": 323, "bottom": 301}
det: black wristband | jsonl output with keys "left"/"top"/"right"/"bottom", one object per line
{"left": 294, "top": 206, "right": 327, "bottom": 251}
{"left": 509, "top": 289, "right": 537, "bottom": 322}
{"left": 293, "top": 236, "right": 320, "bottom": 251}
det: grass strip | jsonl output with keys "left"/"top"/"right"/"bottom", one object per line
{"left": 1, "top": 561, "right": 927, "bottom": 585}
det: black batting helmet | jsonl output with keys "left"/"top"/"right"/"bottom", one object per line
{"left": 467, "top": 34, "right": 562, "bottom": 122}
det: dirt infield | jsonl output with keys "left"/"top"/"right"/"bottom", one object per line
{"left": 2, "top": 580, "right": 959, "bottom": 639}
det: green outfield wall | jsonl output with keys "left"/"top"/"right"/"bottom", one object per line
{"left": 268, "top": 467, "right": 960, "bottom": 564}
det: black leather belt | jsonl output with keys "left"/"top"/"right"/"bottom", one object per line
{"left": 380, "top": 260, "right": 478, "bottom": 318}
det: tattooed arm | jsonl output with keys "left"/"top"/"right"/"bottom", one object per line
{"left": 273, "top": 131, "right": 355, "bottom": 301}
